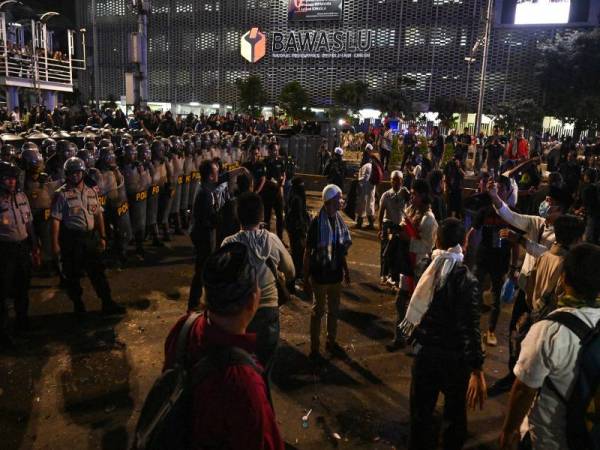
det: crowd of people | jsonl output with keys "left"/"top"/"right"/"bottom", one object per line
{"left": 1, "top": 106, "right": 599, "bottom": 450}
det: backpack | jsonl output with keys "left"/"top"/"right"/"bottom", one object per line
{"left": 132, "top": 313, "right": 260, "bottom": 450}
{"left": 369, "top": 159, "right": 384, "bottom": 186}
{"left": 544, "top": 311, "right": 600, "bottom": 450}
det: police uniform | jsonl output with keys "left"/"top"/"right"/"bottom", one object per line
{"left": 51, "top": 184, "right": 115, "bottom": 312}
{"left": 124, "top": 162, "right": 150, "bottom": 255}
{"left": 0, "top": 189, "right": 34, "bottom": 334}
{"left": 100, "top": 167, "right": 132, "bottom": 264}
{"left": 180, "top": 153, "right": 194, "bottom": 226}
{"left": 158, "top": 157, "right": 175, "bottom": 238}
{"left": 23, "top": 174, "right": 61, "bottom": 266}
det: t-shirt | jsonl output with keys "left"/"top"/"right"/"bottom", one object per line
{"left": 379, "top": 188, "right": 408, "bottom": 225}
{"left": 472, "top": 205, "right": 512, "bottom": 255}
{"left": 306, "top": 216, "right": 345, "bottom": 285}
{"left": 243, "top": 161, "right": 266, "bottom": 186}
{"left": 514, "top": 307, "right": 600, "bottom": 450}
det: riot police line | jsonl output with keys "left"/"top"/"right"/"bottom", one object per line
{"left": 2, "top": 127, "right": 298, "bottom": 268}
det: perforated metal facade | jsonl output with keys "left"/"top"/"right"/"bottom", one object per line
{"left": 76, "top": 0, "right": 592, "bottom": 112}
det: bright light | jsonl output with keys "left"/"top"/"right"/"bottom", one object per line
{"left": 359, "top": 108, "right": 381, "bottom": 120}
{"left": 338, "top": 119, "right": 345, "bottom": 126}
{"left": 189, "top": 102, "right": 200, "bottom": 106}
{"left": 211, "top": 103, "right": 220, "bottom": 108}
{"left": 515, "top": 0, "right": 570, "bottom": 25}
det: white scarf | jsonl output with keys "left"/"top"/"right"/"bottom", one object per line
{"left": 398, "top": 245, "right": 464, "bottom": 337}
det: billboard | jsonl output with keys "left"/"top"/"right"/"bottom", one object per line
{"left": 514, "top": 0, "right": 571, "bottom": 24}
{"left": 288, "top": 0, "right": 343, "bottom": 21}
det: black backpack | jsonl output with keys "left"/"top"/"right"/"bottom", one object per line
{"left": 544, "top": 311, "right": 600, "bottom": 450}
{"left": 132, "top": 313, "right": 260, "bottom": 450}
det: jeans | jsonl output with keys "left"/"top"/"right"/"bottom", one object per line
{"left": 380, "top": 222, "right": 400, "bottom": 278}
{"left": 410, "top": 347, "right": 470, "bottom": 450}
{"left": 310, "top": 282, "right": 342, "bottom": 353}
{"left": 261, "top": 184, "right": 284, "bottom": 239}
{"left": 247, "top": 306, "right": 280, "bottom": 369}
{"left": 474, "top": 255, "right": 508, "bottom": 332}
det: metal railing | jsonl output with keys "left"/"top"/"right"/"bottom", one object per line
{"left": 0, "top": 45, "right": 72, "bottom": 86}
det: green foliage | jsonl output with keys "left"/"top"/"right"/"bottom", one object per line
{"left": 389, "top": 135, "right": 402, "bottom": 168}
{"left": 333, "top": 80, "right": 369, "bottom": 114}
{"left": 433, "top": 96, "right": 468, "bottom": 129}
{"left": 491, "top": 98, "right": 544, "bottom": 133}
{"left": 236, "top": 75, "right": 267, "bottom": 117}
{"left": 371, "top": 89, "right": 412, "bottom": 118}
{"left": 536, "top": 28, "right": 600, "bottom": 137}
{"left": 278, "top": 81, "right": 313, "bottom": 120}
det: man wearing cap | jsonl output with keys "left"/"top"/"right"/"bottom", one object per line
{"left": 378, "top": 171, "right": 409, "bottom": 284}
{"left": 0, "top": 161, "right": 40, "bottom": 349}
{"left": 163, "top": 243, "right": 285, "bottom": 450}
{"left": 304, "top": 184, "right": 352, "bottom": 360}
{"left": 51, "top": 157, "right": 125, "bottom": 315}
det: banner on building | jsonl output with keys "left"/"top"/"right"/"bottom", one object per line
{"left": 288, "top": 0, "right": 343, "bottom": 21}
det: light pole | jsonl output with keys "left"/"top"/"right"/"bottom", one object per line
{"left": 91, "top": 0, "right": 99, "bottom": 108}
{"left": 128, "top": 0, "right": 150, "bottom": 109}
{"left": 475, "top": 0, "right": 494, "bottom": 135}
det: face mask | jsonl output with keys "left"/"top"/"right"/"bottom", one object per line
{"left": 539, "top": 200, "right": 551, "bottom": 218}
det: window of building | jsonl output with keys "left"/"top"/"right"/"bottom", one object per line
{"left": 404, "top": 27, "right": 426, "bottom": 47}
{"left": 96, "top": 0, "right": 126, "bottom": 17}
{"left": 196, "top": 32, "right": 217, "bottom": 50}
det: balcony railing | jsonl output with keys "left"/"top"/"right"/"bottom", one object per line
{"left": 0, "top": 46, "right": 73, "bottom": 87}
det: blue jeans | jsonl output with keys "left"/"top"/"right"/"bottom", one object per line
{"left": 247, "top": 306, "right": 280, "bottom": 369}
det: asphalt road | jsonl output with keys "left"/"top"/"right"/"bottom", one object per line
{"left": 0, "top": 192, "right": 512, "bottom": 450}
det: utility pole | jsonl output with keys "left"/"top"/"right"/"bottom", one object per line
{"left": 92, "top": 0, "right": 99, "bottom": 108}
{"left": 475, "top": 0, "right": 493, "bottom": 135}
{"left": 129, "top": 0, "right": 150, "bottom": 109}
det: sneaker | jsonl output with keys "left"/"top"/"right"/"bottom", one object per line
{"left": 380, "top": 276, "right": 387, "bottom": 285}
{"left": 102, "top": 301, "right": 126, "bottom": 315}
{"left": 486, "top": 331, "right": 498, "bottom": 347}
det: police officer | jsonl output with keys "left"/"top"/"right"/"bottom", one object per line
{"left": 180, "top": 138, "right": 194, "bottom": 229}
{"left": 169, "top": 135, "right": 185, "bottom": 235}
{"left": 0, "top": 161, "right": 40, "bottom": 349}
{"left": 47, "top": 140, "right": 76, "bottom": 183}
{"left": 188, "top": 136, "right": 202, "bottom": 214}
{"left": 123, "top": 143, "right": 150, "bottom": 258}
{"left": 50, "top": 157, "right": 125, "bottom": 315}
{"left": 262, "top": 142, "right": 286, "bottom": 238}
{"left": 97, "top": 143, "right": 132, "bottom": 268}
{"left": 22, "top": 146, "right": 61, "bottom": 272}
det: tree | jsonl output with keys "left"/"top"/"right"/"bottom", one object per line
{"left": 236, "top": 75, "right": 267, "bottom": 117}
{"left": 536, "top": 28, "right": 600, "bottom": 138}
{"left": 372, "top": 89, "right": 412, "bottom": 118}
{"left": 491, "top": 98, "right": 544, "bottom": 133}
{"left": 432, "top": 96, "right": 468, "bottom": 129}
{"left": 333, "top": 80, "right": 369, "bottom": 114}
{"left": 278, "top": 81, "right": 313, "bottom": 120}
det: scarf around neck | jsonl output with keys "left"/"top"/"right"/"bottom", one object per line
{"left": 399, "top": 245, "right": 464, "bottom": 338}
{"left": 318, "top": 207, "right": 351, "bottom": 262}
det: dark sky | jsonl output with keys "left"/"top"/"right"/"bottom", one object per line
{"left": 8, "top": 1, "right": 77, "bottom": 28}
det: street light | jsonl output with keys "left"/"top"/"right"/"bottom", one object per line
{"left": 39, "top": 11, "right": 60, "bottom": 23}
{"left": 0, "top": 1, "right": 23, "bottom": 10}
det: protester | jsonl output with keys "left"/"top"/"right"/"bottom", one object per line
{"left": 444, "top": 155, "right": 465, "bottom": 218}
{"left": 466, "top": 175, "right": 513, "bottom": 346}
{"left": 324, "top": 146, "right": 346, "bottom": 190}
{"left": 304, "top": 184, "right": 352, "bottom": 361}
{"left": 499, "top": 243, "right": 600, "bottom": 450}
{"left": 163, "top": 243, "right": 285, "bottom": 450}
{"left": 355, "top": 144, "right": 380, "bottom": 229}
{"left": 404, "top": 218, "right": 486, "bottom": 450}
{"left": 388, "top": 179, "right": 438, "bottom": 351}
{"left": 222, "top": 192, "right": 295, "bottom": 369}
{"left": 378, "top": 170, "right": 409, "bottom": 284}
{"left": 285, "top": 177, "right": 311, "bottom": 293}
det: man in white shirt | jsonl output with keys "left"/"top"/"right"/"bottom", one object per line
{"left": 355, "top": 144, "right": 377, "bottom": 229}
{"left": 487, "top": 183, "right": 570, "bottom": 395}
{"left": 499, "top": 243, "right": 600, "bottom": 450}
{"left": 378, "top": 170, "right": 409, "bottom": 284}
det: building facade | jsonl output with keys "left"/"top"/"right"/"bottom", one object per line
{"left": 76, "top": 0, "right": 599, "bottom": 112}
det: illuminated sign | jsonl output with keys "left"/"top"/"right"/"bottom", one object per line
{"left": 288, "top": 0, "right": 343, "bottom": 21}
{"left": 241, "top": 27, "right": 266, "bottom": 63}
{"left": 271, "top": 30, "right": 372, "bottom": 59}
{"left": 240, "top": 28, "right": 373, "bottom": 61}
